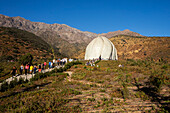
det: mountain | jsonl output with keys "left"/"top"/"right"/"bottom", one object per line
{"left": 0, "top": 14, "right": 144, "bottom": 57}
{"left": 101, "top": 29, "right": 143, "bottom": 38}
{"left": 0, "top": 14, "right": 97, "bottom": 44}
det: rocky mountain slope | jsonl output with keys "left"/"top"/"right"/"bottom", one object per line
{"left": 0, "top": 14, "right": 143, "bottom": 57}
{"left": 101, "top": 29, "right": 143, "bottom": 38}
{"left": 0, "top": 14, "right": 97, "bottom": 44}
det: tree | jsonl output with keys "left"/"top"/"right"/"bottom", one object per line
{"left": 19, "top": 53, "right": 33, "bottom": 65}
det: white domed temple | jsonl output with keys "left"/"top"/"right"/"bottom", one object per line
{"left": 85, "top": 36, "right": 118, "bottom": 60}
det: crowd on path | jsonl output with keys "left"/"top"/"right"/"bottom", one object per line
{"left": 85, "top": 55, "right": 101, "bottom": 66}
{"left": 10, "top": 58, "right": 69, "bottom": 79}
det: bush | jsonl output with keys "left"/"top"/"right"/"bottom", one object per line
{"left": 57, "top": 67, "right": 63, "bottom": 72}
{"left": 9, "top": 78, "right": 18, "bottom": 88}
{"left": 95, "top": 60, "right": 100, "bottom": 64}
{"left": 13, "top": 49, "right": 20, "bottom": 53}
{"left": 18, "top": 77, "right": 25, "bottom": 84}
{"left": 19, "top": 53, "right": 33, "bottom": 65}
{"left": 121, "top": 82, "right": 129, "bottom": 99}
{"left": 161, "top": 65, "right": 168, "bottom": 69}
{"left": 149, "top": 75, "right": 164, "bottom": 92}
{"left": 0, "top": 81, "right": 8, "bottom": 92}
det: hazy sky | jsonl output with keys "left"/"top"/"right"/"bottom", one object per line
{"left": 0, "top": 0, "right": 170, "bottom": 36}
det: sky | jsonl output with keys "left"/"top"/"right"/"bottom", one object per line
{"left": 0, "top": 0, "right": 170, "bottom": 36}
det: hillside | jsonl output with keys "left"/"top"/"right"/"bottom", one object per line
{"left": 110, "top": 35, "right": 170, "bottom": 62}
{"left": 78, "top": 35, "right": 170, "bottom": 62}
{"left": 0, "top": 27, "right": 56, "bottom": 81}
{"left": 0, "top": 60, "right": 169, "bottom": 112}
{"left": 0, "top": 27, "right": 56, "bottom": 61}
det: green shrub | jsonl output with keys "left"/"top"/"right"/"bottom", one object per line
{"left": 13, "top": 49, "right": 20, "bottom": 53}
{"left": 57, "top": 67, "right": 63, "bottom": 72}
{"left": 87, "top": 98, "right": 95, "bottom": 102}
{"left": 161, "top": 65, "right": 168, "bottom": 69}
{"left": 9, "top": 78, "right": 18, "bottom": 88}
{"left": 95, "top": 60, "right": 100, "bottom": 64}
{"left": 121, "top": 82, "right": 129, "bottom": 99}
{"left": 19, "top": 53, "right": 33, "bottom": 65}
{"left": 0, "top": 81, "right": 8, "bottom": 92}
{"left": 18, "top": 77, "right": 25, "bottom": 84}
{"left": 72, "top": 73, "right": 86, "bottom": 80}
{"left": 149, "top": 75, "right": 164, "bottom": 92}
{"left": 100, "top": 89, "right": 106, "bottom": 92}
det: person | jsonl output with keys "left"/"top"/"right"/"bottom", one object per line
{"left": 44, "top": 62, "right": 46, "bottom": 69}
{"left": 49, "top": 61, "right": 51, "bottom": 69}
{"left": 25, "top": 64, "right": 29, "bottom": 75}
{"left": 57, "top": 59, "right": 60, "bottom": 66}
{"left": 41, "top": 63, "right": 44, "bottom": 73}
{"left": 11, "top": 66, "right": 17, "bottom": 79}
{"left": 33, "top": 65, "right": 37, "bottom": 74}
{"left": 60, "top": 59, "right": 63, "bottom": 66}
{"left": 63, "top": 59, "right": 66, "bottom": 65}
{"left": 28, "top": 63, "right": 31, "bottom": 72}
{"left": 38, "top": 63, "right": 41, "bottom": 72}
{"left": 52, "top": 59, "right": 55, "bottom": 67}
{"left": 118, "top": 64, "right": 123, "bottom": 67}
{"left": 30, "top": 65, "right": 34, "bottom": 74}
{"left": 99, "top": 55, "right": 101, "bottom": 60}
{"left": 53, "top": 59, "right": 55, "bottom": 64}
{"left": 51, "top": 62, "right": 53, "bottom": 68}
{"left": 20, "top": 64, "right": 24, "bottom": 75}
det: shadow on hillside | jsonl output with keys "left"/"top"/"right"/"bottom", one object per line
{"left": 0, "top": 82, "right": 51, "bottom": 99}
{"left": 133, "top": 80, "right": 170, "bottom": 112}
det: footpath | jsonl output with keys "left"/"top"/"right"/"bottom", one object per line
{"left": 0, "top": 65, "right": 63, "bottom": 88}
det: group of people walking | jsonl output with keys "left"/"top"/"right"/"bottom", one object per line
{"left": 10, "top": 63, "right": 40, "bottom": 78}
{"left": 10, "top": 58, "right": 68, "bottom": 79}
{"left": 85, "top": 58, "right": 99, "bottom": 66}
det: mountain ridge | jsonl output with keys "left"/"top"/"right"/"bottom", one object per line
{"left": 0, "top": 14, "right": 144, "bottom": 57}
{"left": 0, "top": 14, "right": 143, "bottom": 41}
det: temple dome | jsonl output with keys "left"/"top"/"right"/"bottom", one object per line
{"left": 85, "top": 36, "right": 118, "bottom": 60}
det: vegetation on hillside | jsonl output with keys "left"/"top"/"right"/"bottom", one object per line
{"left": 110, "top": 35, "right": 170, "bottom": 61}
{"left": 0, "top": 59, "right": 169, "bottom": 112}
